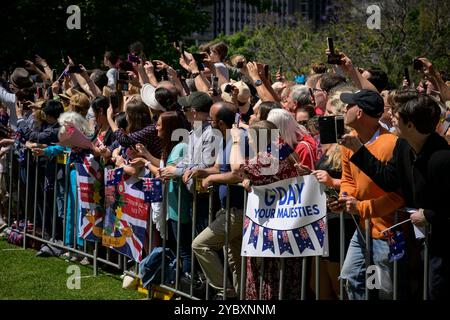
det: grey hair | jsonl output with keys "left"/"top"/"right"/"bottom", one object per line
{"left": 58, "top": 111, "right": 94, "bottom": 138}
{"left": 267, "top": 108, "right": 308, "bottom": 149}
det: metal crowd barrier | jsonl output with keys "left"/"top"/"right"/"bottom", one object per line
{"left": 2, "top": 148, "right": 431, "bottom": 300}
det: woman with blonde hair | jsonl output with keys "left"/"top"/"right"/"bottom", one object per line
{"left": 309, "top": 84, "right": 357, "bottom": 299}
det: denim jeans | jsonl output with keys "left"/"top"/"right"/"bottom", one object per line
{"left": 340, "top": 230, "right": 394, "bottom": 300}
{"left": 169, "top": 219, "right": 193, "bottom": 274}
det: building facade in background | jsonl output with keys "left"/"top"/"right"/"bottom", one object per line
{"left": 190, "top": 0, "right": 330, "bottom": 43}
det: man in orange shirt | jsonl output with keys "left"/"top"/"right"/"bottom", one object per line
{"left": 330, "top": 89, "right": 405, "bottom": 300}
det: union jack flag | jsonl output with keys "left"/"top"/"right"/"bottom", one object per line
{"left": 75, "top": 154, "right": 104, "bottom": 242}
{"left": 102, "top": 167, "right": 149, "bottom": 262}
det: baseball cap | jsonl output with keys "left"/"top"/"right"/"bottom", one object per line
{"left": 178, "top": 91, "right": 213, "bottom": 113}
{"left": 340, "top": 89, "right": 384, "bottom": 118}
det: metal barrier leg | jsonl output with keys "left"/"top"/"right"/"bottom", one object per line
{"left": 223, "top": 185, "right": 230, "bottom": 300}
{"left": 32, "top": 160, "right": 39, "bottom": 236}
{"left": 51, "top": 162, "right": 58, "bottom": 241}
{"left": 301, "top": 257, "right": 307, "bottom": 300}
{"left": 23, "top": 151, "right": 30, "bottom": 249}
{"left": 393, "top": 212, "right": 398, "bottom": 300}
{"left": 160, "top": 181, "right": 168, "bottom": 286}
{"left": 16, "top": 155, "right": 21, "bottom": 228}
{"left": 205, "top": 190, "right": 214, "bottom": 300}
{"left": 93, "top": 242, "right": 98, "bottom": 276}
{"left": 239, "top": 189, "right": 248, "bottom": 300}
{"left": 190, "top": 190, "right": 197, "bottom": 298}
{"left": 315, "top": 256, "right": 320, "bottom": 300}
{"left": 279, "top": 258, "right": 285, "bottom": 300}
{"left": 259, "top": 258, "right": 265, "bottom": 300}
{"left": 339, "top": 212, "right": 345, "bottom": 300}
{"left": 364, "top": 219, "right": 371, "bottom": 300}
{"left": 147, "top": 203, "right": 154, "bottom": 299}
{"left": 62, "top": 158, "right": 69, "bottom": 245}
{"left": 175, "top": 182, "right": 182, "bottom": 291}
{"left": 73, "top": 180, "right": 78, "bottom": 249}
{"left": 41, "top": 162, "right": 48, "bottom": 240}
{"left": 7, "top": 149, "right": 13, "bottom": 226}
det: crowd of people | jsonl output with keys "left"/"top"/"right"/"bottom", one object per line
{"left": 0, "top": 39, "right": 449, "bottom": 300}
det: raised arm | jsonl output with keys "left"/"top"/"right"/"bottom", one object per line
{"left": 341, "top": 133, "right": 401, "bottom": 192}
{"left": 245, "top": 62, "right": 279, "bottom": 102}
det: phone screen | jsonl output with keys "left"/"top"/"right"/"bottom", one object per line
{"left": 318, "top": 116, "right": 337, "bottom": 144}
{"left": 319, "top": 116, "right": 345, "bottom": 144}
{"left": 403, "top": 67, "right": 410, "bottom": 84}
{"left": 68, "top": 65, "right": 82, "bottom": 73}
{"left": 128, "top": 54, "right": 140, "bottom": 63}
{"left": 327, "top": 37, "right": 335, "bottom": 54}
{"left": 192, "top": 53, "right": 205, "bottom": 71}
{"left": 335, "top": 116, "right": 345, "bottom": 141}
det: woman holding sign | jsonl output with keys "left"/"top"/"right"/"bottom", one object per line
{"left": 231, "top": 120, "right": 313, "bottom": 300}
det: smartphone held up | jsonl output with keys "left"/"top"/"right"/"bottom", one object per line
{"left": 327, "top": 37, "right": 342, "bottom": 65}
{"left": 318, "top": 115, "right": 345, "bottom": 144}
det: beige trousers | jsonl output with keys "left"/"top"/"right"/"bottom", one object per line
{"left": 192, "top": 208, "right": 243, "bottom": 297}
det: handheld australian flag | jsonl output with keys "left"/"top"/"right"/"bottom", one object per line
{"left": 106, "top": 167, "right": 124, "bottom": 186}
{"left": 386, "top": 230, "right": 406, "bottom": 262}
{"left": 141, "top": 177, "right": 163, "bottom": 203}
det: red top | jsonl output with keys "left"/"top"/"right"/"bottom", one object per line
{"left": 294, "top": 133, "right": 318, "bottom": 170}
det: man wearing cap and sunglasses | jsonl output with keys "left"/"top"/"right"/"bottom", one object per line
{"left": 328, "top": 89, "right": 407, "bottom": 300}
{"left": 340, "top": 91, "right": 450, "bottom": 300}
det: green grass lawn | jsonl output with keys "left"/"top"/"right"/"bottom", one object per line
{"left": 0, "top": 239, "right": 145, "bottom": 300}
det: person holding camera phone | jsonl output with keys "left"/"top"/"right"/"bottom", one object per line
{"left": 340, "top": 91, "right": 450, "bottom": 300}
{"left": 329, "top": 89, "right": 408, "bottom": 300}
{"left": 310, "top": 85, "right": 357, "bottom": 299}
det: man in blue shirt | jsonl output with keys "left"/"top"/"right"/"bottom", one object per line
{"left": 191, "top": 101, "right": 247, "bottom": 300}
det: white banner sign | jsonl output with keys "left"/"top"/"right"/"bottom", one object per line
{"left": 241, "top": 175, "right": 328, "bottom": 258}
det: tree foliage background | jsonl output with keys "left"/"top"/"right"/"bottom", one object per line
{"left": 1, "top": 0, "right": 448, "bottom": 86}
{"left": 0, "top": 0, "right": 214, "bottom": 73}
{"left": 214, "top": 0, "right": 450, "bottom": 85}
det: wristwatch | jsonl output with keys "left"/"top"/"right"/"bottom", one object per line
{"left": 254, "top": 79, "right": 263, "bottom": 87}
{"left": 192, "top": 72, "right": 200, "bottom": 78}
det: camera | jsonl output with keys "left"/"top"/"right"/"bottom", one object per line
{"left": 318, "top": 115, "right": 345, "bottom": 144}
{"left": 67, "top": 65, "right": 83, "bottom": 73}
{"left": 127, "top": 54, "right": 140, "bottom": 63}
{"left": 0, "top": 124, "right": 12, "bottom": 139}
{"left": 192, "top": 53, "right": 207, "bottom": 71}
{"left": 224, "top": 84, "right": 234, "bottom": 94}
{"left": 403, "top": 67, "right": 410, "bottom": 84}
{"left": 211, "top": 76, "right": 219, "bottom": 96}
{"left": 413, "top": 58, "right": 424, "bottom": 71}
{"left": 236, "top": 61, "right": 244, "bottom": 69}
{"left": 324, "top": 187, "right": 339, "bottom": 201}
{"left": 327, "top": 37, "right": 342, "bottom": 65}
{"left": 118, "top": 72, "right": 130, "bottom": 82}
